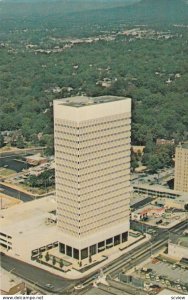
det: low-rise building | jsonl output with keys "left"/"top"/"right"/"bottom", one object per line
{"left": 25, "top": 154, "right": 48, "bottom": 166}
{"left": 168, "top": 235, "right": 188, "bottom": 259}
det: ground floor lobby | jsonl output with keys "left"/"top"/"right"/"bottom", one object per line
{"left": 59, "top": 231, "right": 129, "bottom": 261}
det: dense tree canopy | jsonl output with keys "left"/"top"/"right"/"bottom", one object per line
{"left": 0, "top": 0, "right": 188, "bottom": 169}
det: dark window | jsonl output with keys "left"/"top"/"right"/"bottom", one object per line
{"left": 66, "top": 245, "right": 72, "bottom": 257}
{"left": 122, "top": 232, "right": 128, "bottom": 243}
{"left": 90, "top": 244, "right": 96, "bottom": 256}
{"left": 59, "top": 243, "right": 65, "bottom": 254}
{"left": 114, "top": 235, "right": 120, "bottom": 246}
{"left": 98, "top": 241, "right": 105, "bottom": 252}
{"left": 73, "top": 248, "right": 79, "bottom": 260}
{"left": 106, "top": 238, "right": 113, "bottom": 248}
{"left": 81, "top": 247, "right": 88, "bottom": 260}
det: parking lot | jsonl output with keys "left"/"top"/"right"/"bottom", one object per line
{"left": 132, "top": 259, "right": 188, "bottom": 294}
{"left": 148, "top": 260, "right": 188, "bottom": 284}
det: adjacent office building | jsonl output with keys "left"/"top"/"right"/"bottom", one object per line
{"left": 54, "top": 96, "right": 131, "bottom": 260}
{"left": 174, "top": 142, "right": 188, "bottom": 193}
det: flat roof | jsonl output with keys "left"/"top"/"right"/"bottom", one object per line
{"left": 0, "top": 268, "right": 22, "bottom": 293}
{"left": 158, "top": 288, "right": 180, "bottom": 295}
{"left": 0, "top": 196, "right": 59, "bottom": 250}
{"left": 177, "top": 142, "right": 188, "bottom": 149}
{"left": 134, "top": 184, "right": 180, "bottom": 195}
{"left": 55, "top": 95, "right": 129, "bottom": 108}
{"left": 134, "top": 184, "right": 188, "bottom": 203}
{"left": 178, "top": 236, "right": 188, "bottom": 248}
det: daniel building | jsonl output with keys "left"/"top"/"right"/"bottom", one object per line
{"left": 54, "top": 96, "right": 131, "bottom": 261}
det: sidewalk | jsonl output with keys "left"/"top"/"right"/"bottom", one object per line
{"left": 4, "top": 234, "right": 150, "bottom": 280}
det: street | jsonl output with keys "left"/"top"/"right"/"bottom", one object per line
{"left": 0, "top": 183, "right": 35, "bottom": 202}
{"left": 0, "top": 253, "right": 78, "bottom": 294}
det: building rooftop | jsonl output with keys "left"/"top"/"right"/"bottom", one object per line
{"left": 0, "top": 268, "right": 22, "bottom": 294}
{"left": 55, "top": 95, "right": 129, "bottom": 108}
{"left": 177, "top": 142, "right": 188, "bottom": 149}
{"left": 0, "top": 196, "right": 59, "bottom": 255}
{"left": 169, "top": 232, "right": 188, "bottom": 247}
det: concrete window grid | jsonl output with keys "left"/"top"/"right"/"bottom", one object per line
{"left": 55, "top": 169, "right": 130, "bottom": 189}
{"left": 56, "top": 146, "right": 130, "bottom": 165}
{"left": 75, "top": 183, "right": 131, "bottom": 199}
{"left": 59, "top": 205, "right": 129, "bottom": 226}
{"left": 79, "top": 163, "right": 130, "bottom": 179}
{"left": 55, "top": 161, "right": 130, "bottom": 179}
{"left": 56, "top": 140, "right": 130, "bottom": 160}
{"left": 55, "top": 128, "right": 130, "bottom": 149}
{"left": 78, "top": 204, "right": 130, "bottom": 221}
{"left": 55, "top": 134, "right": 131, "bottom": 151}
{"left": 54, "top": 100, "right": 131, "bottom": 241}
{"left": 56, "top": 181, "right": 131, "bottom": 199}
{"left": 79, "top": 170, "right": 130, "bottom": 188}
{"left": 74, "top": 175, "right": 130, "bottom": 193}
{"left": 79, "top": 215, "right": 129, "bottom": 236}
{"left": 70, "top": 189, "right": 130, "bottom": 207}
{"left": 78, "top": 155, "right": 130, "bottom": 171}
{"left": 76, "top": 123, "right": 131, "bottom": 137}
{"left": 80, "top": 189, "right": 130, "bottom": 206}
{"left": 81, "top": 193, "right": 129, "bottom": 213}
{"left": 57, "top": 202, "right": 80, "bottom": 213}
{"left": 55, "top": 113, "right": 130, "bottom": 127}
{"left": 77, "top": 128, "right": 131, "bottom": 142}
{"left": 55, "top": 121, "right": 131, "bottom": 136}
{"left": 175, "top": 146, "right": 188, "bottom": 192}
{"left": 78, "top": 141, "right": 131, "bottom": 155}
{"left": 57, "top": 184, "right": 131, "bottom": 206}
{"left": 78, "top": 180, "right": 130, "bottom": 197}
{"left": 55, "top": 156, "right": 130, "bottom": 174}
{"left": 57, "top": 192, "right": 130, "bottom": 214}
{"left": 79, "top": 131, "right": 131, "bottom": 145}
{"left": 79, "top": 112, "right": 131, "bottom": 126}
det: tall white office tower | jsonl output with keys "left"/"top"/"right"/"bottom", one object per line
{"left": 54, "top": 96, "right": 131, "bottom": 260}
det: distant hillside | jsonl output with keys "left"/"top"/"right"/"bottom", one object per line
{"left": 70, "top": 0, "right": 188, "bottom": 27}
{"left": 0, "top": 0, "right": 187, "bottom": 35}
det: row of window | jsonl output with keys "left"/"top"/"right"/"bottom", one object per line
{"left": 55, "top": 130, "right": 130, "bottom": 145}
{"left": 56, "top": 188, "right": 130, "bottom": 207}
{"left": 55, "top": 114, "right": 130, "bottom": 129}
{"left": 56, "top": 173, "right": 130, "bottom": 194}
{"left": 58, "top": 213, "right": 128, "bottom": 236}
{"left": 55, "top": 123, "right": 131, "bottom": 137}
{"left": 59, "top": 231, "right": 128, "bottom": 259}
{"left": 56, "top": 168, "right": 129, "bottom": 187}
{"left": 58, "top": 204, "right": 129, "bottom": 222}
{"left": 55, "top": 161, "right": 129, "bottom": 180}
{"left": 57, "top": 182, "right": 130, "bottom": 200}
{"left": 57, "top": 179, "right": 130, "bottom": 198}
{"left": 56, "top": 154, "right": 129, "bottom": 171}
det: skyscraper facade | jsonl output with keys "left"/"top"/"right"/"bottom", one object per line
{"left": 174, "top": 142, "right": 188, "bottom": 192}
{"left": 54, "top": 96, "right": 131, "bottom": 260}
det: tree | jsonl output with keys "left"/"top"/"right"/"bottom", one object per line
{"left": 59, "top": 259, "right": 64, "bottom": 268}
{"left": 78, "top": 261, "right": 82, "bottom": 267}
{"left": 45, "top": 252, "right": 50, "bottom": 262}
{"left": 148, "top": 154, "right": 162, "bottom": 173}
{"left": 52, "top": 256, "right": 56, "bottom": 266}
{"left": 16, "top": 135, "right": 25, "bottom": 149}
{"left": 0, "top": 133, "right": 4, "bottom": 148}
{"left": 184, "top": 204, "right": 188, "bottom": 211}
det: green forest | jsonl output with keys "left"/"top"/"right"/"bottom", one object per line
{"left": 0, "top": 0, "right": 188, "bottom": 170}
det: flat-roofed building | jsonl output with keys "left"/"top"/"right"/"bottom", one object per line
{"left": 174, "top": 142, "right": 188, "bottom": 192}
{"left": 54, "top": 96, "right": 131, "bottom": 260}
